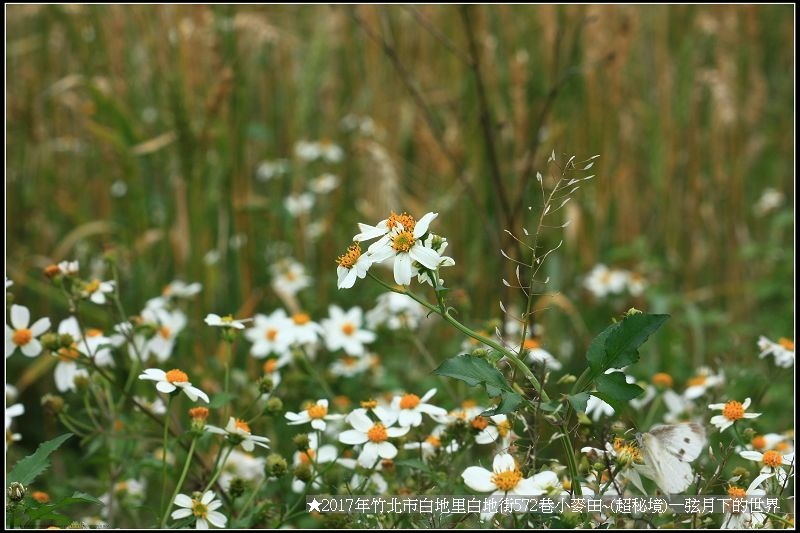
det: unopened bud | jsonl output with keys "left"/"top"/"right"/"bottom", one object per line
{"left": 73, "top": 374, "right": 91, "bottom": 392}
{"left": 266, "top": 454, "right": 288, "bottom": 478}
{"left": 8, "top": 482, "right": 26, "bottom": 502}
{"left": 293, "top": 463, "right": 312, "bottom": 483}
{"left": 228, "top": 477, "right": 246, "bottom": 498}
{"left": 264, "top": 397, "right": 283, "bottom": 415}
{"left": 40, "top": 333, "right": 60, "bottom": 352}
{"left": 41, "top": 394, "right": 65, "bottom": 415}
{"left": 292, "top": 434, "right": 310, "bottom": 451}
{"left": 59, "top": 334, "right": 76, "bottom": 348}
{"left": 258, "top": 376, "right": 274, "bottom": 395}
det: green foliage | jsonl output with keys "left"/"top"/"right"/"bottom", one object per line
{"left": 432, "top": 354, "right": 524, "bottom": 415}
{"left": 8, "top": 433, "right": 73, "bottom": 486}
{"left": 586, "top": 313, "right": 670, "bottom": 378}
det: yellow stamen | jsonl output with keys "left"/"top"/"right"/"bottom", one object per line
{"left": 191, "top": 499, "right": 209, "bottom": 519}
{"left": 85, "top": 279, "right": 101, "bottom": 293}
{"left": 386, "top": 211, "right": 416, "bottom": 232}
{"left": 471, "top": 416, "right": 489, "bottom": 431}
{"left": 337, "top": 243, "right": 362, "bottom": 269}
{"left": 263, "top": 359, "right": 278, "bottom": 374}
{"left": 491, "top": 469, "right": 522, "bottom": 491}
{"left": 727, "top": 486, "right": 746, "bottom": 498}
{"left": 425, "top": 435, "right": 441, "bottom": 447}
{"left": 779, "top": 338, "right": 794, "bottom": 351}
{"left": 686, "top": 375, "right": 707, "bottom": 387}
{"left": 158, "top": 326, "right": 171, "bottom": 339}
{"left": 399, "top": 393, "right": 420, "bottom": 410}
{"left": 189, "top": 407, "right": 209, "bottom": 421}
{"left": 360, "top": 399, "right": 378, "bottom": 409}
{"left": 341, "top": 323, "right": 355, "bottom": 336}
{"left": 299, "top": 449, "right": 316, "bottom": 465}
{"left": 391, "top": 230, "right": 415, "bottom": 252}
{"left": 265, "top": 328, "right": 278, "bottom": 341}
{"left": 497, "top": 420, "right": 511, "bottom": 438}
{"left": 751, "top": 435, "right": 766, "bottom": 450}
{"left": 523, "top": 338, "right": 541, "bottom": 350}
{"left": 234, "top": 418, "right": 251, "bottom": 433}
{"left": 722, "top": 400, "right": 745, "bottom": 421}
{"left": 293, "top": 313, "right": 311, "bottom": 325}
{"left": 651, "top": 372, "right": 674, "bottom": 388}
{"left": 165, "top": 369, "right": 189, "bottom": 383}
{"left": 307, "top": 403, "right": 328, "bottom": 419}
{"left": 12, "top": 329, "right": 32, "bottom": 346}
{"left": 367, "top": 423, "right": 388, "bottom": 443}
{"left": 762, "top": 450, "right": 783, "bottom": 468}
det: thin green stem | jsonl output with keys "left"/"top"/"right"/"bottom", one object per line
{"left": 204, "top": 446, "right": 234, "bottom": 493}
{"left": 236, "top": 476, "right": 267, "bottom": 520}
{"left": 298, "top": 346, "right": 336, "bottom": 399}
{"left": 160, "top": 436, "right": 198, "bottom": 528}
{"left": 642, "top": 393, "right": 663, "bottom": 430}
{"left": 560, "top": 425, "right": 583, "bottom": 497}
{"left": 159, "top": 395, "right": 174, "bottom": 520}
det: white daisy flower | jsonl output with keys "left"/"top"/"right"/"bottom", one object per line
{"left": 390, "top": 388, "right": 447, "bottom": 427}
{"left": 721, "top": 473, "right": 771, "bottom": 529}
{"left": 82, "top": 278, "right": 115, "bottom": 305}
{"left": 516, "top": 338, "right": 562, "bottom": 370}
{"left": 284, "top": 312, "right": 323, "bottom": 347}
{"left": 52, "top": 318, "right": 114, "bottom": 392}
{"left": 474, "top": 414, "right": 518, "bottom": 448}
{"left": 749, "top": 433, "right": 794, "bottom": 454}
{"left": 753, "top": 187, "right": 785, "bottom": 216}
{"left": 205, "top": 416, "right": 270, "bottom": 452}
{"left": 585, "top": 394, "right": 616, "bottom": 422}
{"left": 363, "top": 212, "right": 442, "bottom": 286}
{"left": 204, "top": 313, "right": 248, "bottom": 330}
{"left": 270, "top": 258, "right": 311, "bottom": 296}
{"left": 219, "top": 449, "right": 266, "bottom": 491}
{"left": 285, "top": 399, "right": 344, "bottom": 431}
{"left": 738, "top": 450, "right": 794, "bottom": 486}
{"left": 626, "top": 271, "right": 647, "bottom": 297}
{"left": 583, "top": 264, "right": 628, "bottom": 298}
{"left": 245, "top": 309, "right": 294, "bottom": 359}
{"left": 294, "top": 140, "right": 320, "bottom": 161}
{"left": 255, "top": 159, "right": 289, "bottom": 182}
{"left": 335, "top": 243, "right": 373, "bottom": 290}
{"left": 284, "top": 193, "right": 314, "bottom": 217}
{"left": 462, "top": 453, "right": 565, "bottom": 520}
{"left": 365, "top": 292, "right": 427, "bottom": 331}
{"left": 757, "top": 336, "right": 794, "bottom": 368}
{"left": 141, "top": 308, "right": 187, "bottom": 362}
{"left": 317, "top": 140, "right": 343, "bottom": 163}
{"left": 404, "top": 425, "right": 458, "bottom": 460}
{"left": 338, "top": 408, "right": 409, "bottom": 468}
{"left": 171, "top": 490, "right": 227, "bottom": 529}
{"left": 329, "top": 354, "right": 377, "bottom": 378}
{"left": 709, "top": 398, "right": 761, "bottom": 432}
{"left": 321, "top": 305, "right": 376, "bottom": 356}
{"left": 683, "top": 367, "right": 725, "bottom": 399}
{"left": 139, "top": 368, "right": 210, "bottom": 403}
{"left": 6, "top": 304, "right": 51, "bottom": 358}
{"left": 134, "top": 395, "right": 167, "bottom": 416}
{"left": 57, "top": 260, "right": 80, "bottom": 275}
{"left": 309, "top": 173, "right": 340, "bottom": 194}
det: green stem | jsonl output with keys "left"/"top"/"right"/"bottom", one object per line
{"left": 160, "top": 436, "right": 198, "bottom": 528}
{"left": 642, "top": 393, "right": 662, "bottom": 430}
{"left": 204, "top": 446, "right": 234, "bottom": 492}
{"left": 732, "top": 422, "right": 746, "bottom": 448}
{"left": 159, "top": 395, "right": 174, "bottom": 520}
{"left": 298, "top": 347, "right": 336, "bottom": 400}
{"left": 236, "top": 476, "right": 267, "bottom": 520}
{"left": 83, "top": 393, "right": 103, "bottom": 430}
{"left": 560, "top": 426, "right": 583, "bottom": 497}
{"left": 367, "top": 272, "right": 549, "bottom": 402}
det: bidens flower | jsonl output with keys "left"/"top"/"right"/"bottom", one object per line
{"left": 139, "top": 368, "right": 210, "bottom": 403}
{"left": 285, "top": 399, "right": 343, "bottom": 431}
{"left": 709, "top": 398, "right": 761, "bottom": 432}
{"left": 338, "top": 408, "right": 409, "bottom": 468}
{"left": 205, "top": 417, "right": 270, "bottom": 452}
{"left": 757, "top": 336, "right": 794, "bottom": 368}
{"left": 6, "top": 304, "right": 51, "bottom": 358}
{"left": 171, "top": 490, "right": 226, "bottom": 529}
{"left": 82, "top": 278, "right": 115, "bottom": 305}
{"left": 360, "top": 212, "right": 442, "bottom": 286}
{"left": 738, "top": 449, "right": 795, "bottom": 485}
{"left": 321, "top": 305, "right": 376, "bottom": 356}
{"left": 390, "top": 388, "right": 447, "bottom": 427}
{"left": 336, "top": 243, "right": 372, "bottom": 289}
{"left": 204, "top": 314, "right": 247, "bottom": 330}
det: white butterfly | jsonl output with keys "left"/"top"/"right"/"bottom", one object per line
{"left": 635, "top": 422, "right": 706, "bottom": 495}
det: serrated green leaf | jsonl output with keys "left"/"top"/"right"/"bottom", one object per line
{"left": 568, "top": 392, "right": 590, "bottom": 413}
{"left": 595, "top": 372, "right": 645, "bottom": 403}
{"left": 481, "top": 391, "right": 524, "bottom": 416}
{"left": 8, "top": 433, "right": 73, "bottom": 486}
{"left": 432, "top": 355, "right": 515, "bottom": 395}
{"left": 395, "top": 458, "right": 434, "bottom": 475}
{"left": 587, "top": 314, "right": 669, "bottom": 377}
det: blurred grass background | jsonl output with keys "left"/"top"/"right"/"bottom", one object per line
{"left": 6, "top": 5, "right": 794, "bottom": 408}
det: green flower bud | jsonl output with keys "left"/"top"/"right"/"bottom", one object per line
{"left": 8, "top": 482, "right": 26, "bottom": 502}
{"left": 40, "top": 332, "right": 60, "bottom": 352}
{"left": 258, "top": 376, "right": 274, "bottom": 395}
{"left": 266, "top": 454, "right": 288, "bottom": 478}
{"left": 228, "top": 477, "right": 246, "bottom": 499}
{"left": 292, "top": 433, "right": 310, "bottom": 451}
{"left": 264, "top": 397, "right": 283, "bottom": 415}
{"left": 41, "top": 394, "right": 65, "bottom": 415}
{"left": 293, "top": 463, "right": 312, "bottom": 483}
{"left": 59, "top": 333, "right": 76, "bottom": 348}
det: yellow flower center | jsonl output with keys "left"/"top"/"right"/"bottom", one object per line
{"left": 727, "top": 486, "right": 746, "bottom": 499}
{"left": 775, "top": 441, "right": 790, "bottom": 452}
{"left": 471, "top": 416, "right": 489, "bottom": 431}
{"left": 425, "top": 435, "right": 441, "bottom": 447}
{"left": 293, "top": 313, "right": 311, "bottom": 325}
{"left": 307, "top": 404, "right": 328, "bottom": 419}
{"left": 386, "top": 211, "right": 416, "bottom": 232}
{"left": 234, "top": 418, "right": 251, "bottom": 433}
{"left": 367, "top": 423, "right": 388, "bottom": 443}
{"left": 722, "top": 400, "right": 745, "bottom": 421}
{"left": 497, "top": 420, "right": 511, "bottom": 438}
{"left": 32, "top": 491, "right": 50, "bottom": 503}
{"left": 762, "top": 450, "right": 783, "bottom": 468}
{"left": 617, "top": 444, "right": 642, "bottom": 464}
{"left": 58, "top": 345, "right": 80, "bottom": 362}
{"left": 523, "top": 338, "right": 541, "bottom": 350}
{"left": 12, "top": 328, "right": 32, "bottom": 346}
{"left": 686, "top": 375, "right": 707, "bottom": 387}
{"left": 285, "top": 271, "right": 298, "bottom": 281}
{"left": 114, "top": 481, "right": 129, "bottom": 493}
{"left": 399, "top": 393, "right": 421, "bottom": 410}
{"left": 462, "top": 400, "right": 477, "bottom": 408}
{"left": 159, "top": 326, "right": 171, "bottom": 339}
{"left": 779, "top": 338, "right": 794, "bottom": 351}
{"left": 751, "top": 435, "right": 766, "bottom": 450}
{"left": 361, "top": 399, "right": 378, "bottom": 409}
{"left": 86, "top": 328, "right": 103, "bottom": 337}
{"left": 343, "top": 356, "right": 358, "bottom": 367}
{"left": 651, "top": 372, "right": 674, "bottom": 388}
{"left": 221, "top": 314, "right": 235, "bottom": 324}
{"left": 191, "top": 499, "right": 209, "bottom": 519}
{"left": 341, "top": 323, "right": 355, "bottom": 336}
{"left": 263, "top": 359, "right": 278, "bottom": 373}
{"left": 165, "top": 369, "right": 189, "bottom": 383}
{"left": 391, "top": 230, "right": 415, "bottom": 253}
{"left": 265, "top": 328, "right": 278, "bottom": 341}
{"left": 491, "top": 469, "right": 522, "bottom": 492}
{"left": 85, "top": 279, "right": 101, "bottom": 293}
{"left": 299, "top": 449, "right": 316, "bottom": 465}
{"left": 189, "top": 407, "right": 209, "bottom": 421}
{"left": 337, "top": 243, "right": 362, "bottom": 269}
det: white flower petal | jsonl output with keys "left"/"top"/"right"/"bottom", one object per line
{"left": 462, "top": 466, "right": 496, "bottom": 492}
{"left": 10, "top": 305, "right": 30, "bottom": 330}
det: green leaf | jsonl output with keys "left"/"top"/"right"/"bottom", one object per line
{"left": 595, "top": 372, "right": 644, "bottom": 403}
{"left": 432, "top": 355, "right": 524, "bottom": 416}
{"left": 588, "top": 391, "right": 625, "bottom": 416}
{"left": 395, "top": 458, "right": 434, "bottom": 475}
{"left": 587, "top": 314, "right": 669, "bottom": 377}
{"left": 209, "top": 393, "right": 232, "bottom": 409}
{"left": 567, "top": 392, "right": 590, "bottom": 413}
{"left": 481, "top": 391, "right": 524, "bottom": 416}
{"left": 8, "top": 433, "right": 73, "bottom": 486}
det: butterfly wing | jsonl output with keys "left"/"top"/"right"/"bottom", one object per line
{"left": 647, "top": 422, "right": 706, "bottom": 462}
{"left": 640, "top": 432, "right": 695, "bottom": 495}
